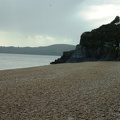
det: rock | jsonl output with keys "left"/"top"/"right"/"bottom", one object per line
{"left": 51, "top": 16, "right": 120, "bottom": 64}
{"left": 110, "top": 16, "right": 120, "bottom": 24}
{"left": 50, "top": 50, "right": 75, "bottom": 64}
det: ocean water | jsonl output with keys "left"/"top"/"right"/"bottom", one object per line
{"left": 0, "top": 53, "right": 59, "bottom": 70}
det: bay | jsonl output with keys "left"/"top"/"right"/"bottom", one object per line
{"left": 0, "top": 53, "right": 59, "bottom": 70}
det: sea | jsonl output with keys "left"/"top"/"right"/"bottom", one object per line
{"left": 0, "top": 53, "right": 60, "bottom": 70}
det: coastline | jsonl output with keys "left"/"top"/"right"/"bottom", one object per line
{"left": 0, "top": 62, "right": 120, "bottom": 119}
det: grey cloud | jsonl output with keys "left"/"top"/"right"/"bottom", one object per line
{"left": 0, "top": 0, "right": 119, "bottom": 46}
{"left": 0, "top": 0, "right": 85, "bottom": 43}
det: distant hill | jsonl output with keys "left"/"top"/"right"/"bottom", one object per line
{"left": 0, "top": 44, "right": 75, "bottom": 56}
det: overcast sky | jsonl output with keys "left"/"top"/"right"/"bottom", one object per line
{"left": 0, "top": 0, "right": 120, "bottom": 47}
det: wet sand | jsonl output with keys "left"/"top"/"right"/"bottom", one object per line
{"left": 0, "top": 62, "right": 120, "bottom": 120}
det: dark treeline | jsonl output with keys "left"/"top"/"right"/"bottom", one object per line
{"left": 0, "top": 44, "right": 75, "bottom": 56}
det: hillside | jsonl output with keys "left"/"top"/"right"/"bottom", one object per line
{"left": 0, "top": 44, "right": 75, "bottom": 56}
{"left": 51, "top": 16, "right": 120, "bottom": 64}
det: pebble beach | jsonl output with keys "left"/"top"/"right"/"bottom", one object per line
{"left": 0, "top": 62, "right": 120, "bottom": 120}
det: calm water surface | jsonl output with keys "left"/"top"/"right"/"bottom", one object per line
{"left": 0, "top": 53, "right": 59, "bottom": 70}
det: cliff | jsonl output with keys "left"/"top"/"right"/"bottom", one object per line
{"left": 51, "top": 16, "right": 120, "bottom": 64}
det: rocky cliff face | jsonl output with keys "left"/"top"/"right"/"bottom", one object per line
{"left": 51, "top": 16, "right": 120, "bottom": 64}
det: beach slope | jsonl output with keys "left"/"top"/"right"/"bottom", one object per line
{"left": 0, "top": 62, "right": 120, "bottom": 120}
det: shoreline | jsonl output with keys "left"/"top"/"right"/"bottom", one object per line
{"left": 0, "top": 64, "right": 50, "bottom": 72}
{"left": 0, "top": 62, "right": 120, "bottom": 119}
{"left": 0, "top": 60, "right": 117, "bottom": 71}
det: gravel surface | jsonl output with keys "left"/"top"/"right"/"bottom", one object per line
{"left": 0, "top": 62, "right": 120, "bottom": 120}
